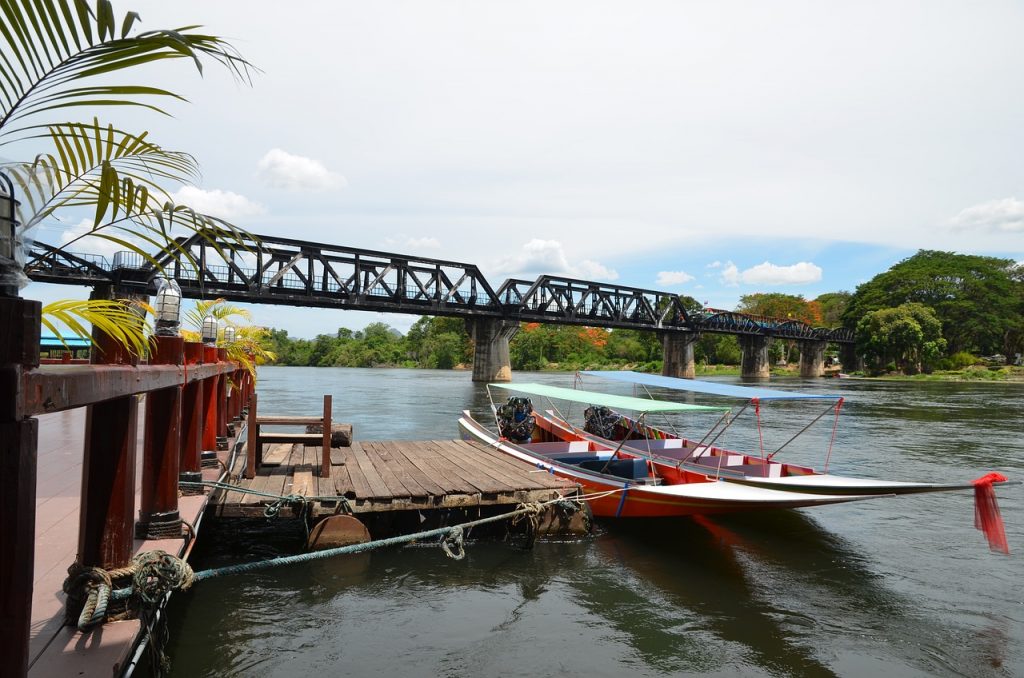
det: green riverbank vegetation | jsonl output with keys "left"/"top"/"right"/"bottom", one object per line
{"left": 259, "top": 250, "right": 1023, "bottom": 381}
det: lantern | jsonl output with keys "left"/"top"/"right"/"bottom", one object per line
{"left": 153, "top": 278, "right": 182, "bottom": 336}
{"left": 201, "top": 315, "right": 219, "bottom": 345}
{"left": 223, "top": 325, "right": 236, "bottom": 343}
{"left": 0, "top": 171, "right": 22, "bottom": 297}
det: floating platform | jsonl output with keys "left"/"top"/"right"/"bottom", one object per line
{"left": 211, "top": 439, "right": 577, "bottom": 519}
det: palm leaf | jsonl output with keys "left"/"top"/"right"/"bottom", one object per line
{"left": 0, "top": 0, "right": 255, "bottom": 141}
{"left": 2, "top": 118, "right": 199, "bottom": 230}
{"left": 41, "top": 297, "right": 153, "bottom": 356}
{"left": 183, "top": 297, "right": 252, "bottom": 333}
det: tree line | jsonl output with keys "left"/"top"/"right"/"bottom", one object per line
{"left": 260, "top": 250, "right": 1023, "bottom": 376}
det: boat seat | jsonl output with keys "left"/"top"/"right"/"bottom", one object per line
{"left": 578, "top": 458, "right": 649, "bottom": 480}
{"left": 549, "top": 454, "right": 602, "bottom": 465}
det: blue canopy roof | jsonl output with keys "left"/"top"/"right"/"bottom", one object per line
{"left": 40, "top": 334, "right": 92, "bottom": 348}
{"left": 581, "top": 371, "right": 840, "bottom": 401}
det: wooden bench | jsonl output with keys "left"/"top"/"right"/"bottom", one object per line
{"left": 245, "top": 393, "right": 334, "bottom": 479}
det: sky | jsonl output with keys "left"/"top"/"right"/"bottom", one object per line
{"left": 16, "top": 0, "right": 1024, "bottom": 337}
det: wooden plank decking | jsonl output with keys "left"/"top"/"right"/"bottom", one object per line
{"left": 211, "top": 439, "right": 575, "bottom": 517}
{"left": 28, "top": 406, "right": 232, "bottom": 677}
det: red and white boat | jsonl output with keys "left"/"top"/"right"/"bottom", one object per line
{"left": 458, "top": 383, "right": 888, "bottom": 519}
{"left": 459, "top": 378, "right": 1014, "bottom": 552}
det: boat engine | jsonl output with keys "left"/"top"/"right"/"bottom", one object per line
{"left": 584, "top": 406, "right": 621, "bottom": 439}
{"left": 496, "top": 397, "right": 535, "bottom": 443}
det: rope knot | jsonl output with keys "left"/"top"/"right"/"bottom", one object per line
{"left": 441, "top": 526, "right": 465, "bottom": 560}
{"left": 63, "top": 564, "right": 114, "bottom": 631}
{"left": 132, "top": 550, "right": 196, "bottom": 606}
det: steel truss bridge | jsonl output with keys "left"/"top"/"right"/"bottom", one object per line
{"left": 25, "top": 232, "right": 854, "bottom": 344}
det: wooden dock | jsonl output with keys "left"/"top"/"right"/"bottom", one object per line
{"left": 212, "top": 439, "right": 577, "bottom": 518}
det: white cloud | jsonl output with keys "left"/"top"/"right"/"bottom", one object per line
{"left": 706, "top": 261, "right": 722, "bottom": 269}
{"left": 656, "top": 270, "right": 695, "bottom": 286}
{"left": 383, "top": 235, "right": 441, "bottom": 251}
{"left": 720, "top": 261, "right": 741, "bottom": 286}
{"left": 257, "top": 149, "right": 347, "bottom": 191}
{"left": 170, "top": 186, "right": 266, "bottom": 220}
{"left": 719, "top": 260, "right": 822, "bottom": 286}
{"left": 490, "top": 239, "right": 618, "bottom": 281}
{"left": 59, "top": 218, "right": 126, "bottom": 259}
{"left": 949, "top": 197, "right": 1024, "bottom": 233}
{"left": 742, "top": 261, "right": 822, "bottom": 285}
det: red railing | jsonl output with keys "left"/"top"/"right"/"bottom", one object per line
{"left": 0, "top": 296, "right": 254, "bottom": 676}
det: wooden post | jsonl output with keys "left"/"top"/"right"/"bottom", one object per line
{"left": 180, "top": 342, "right": 204, "bottom": 484}
{"left": 245, "top": 393, "right": 258, "bottom": 480}
{"left": 215, "top": 348, "right": 228, "bottom": 450}
{"left": 79, "top": 398, "right": 138, "bottom": 569}
{"left": 0, "top": 297, "right": 41, "bottom": 677}
{"left": 201, "top": 346, "right": 219, "bottom": 460}
{"left": 137, "top": 335, "right": 184, "bottom": 538}
{"left": 321, "top": 394, "right": 332, "bottom": 478}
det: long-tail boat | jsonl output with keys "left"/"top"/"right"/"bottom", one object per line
{"left": 460, "top": 383, "right": 900, "bottom": 520}
{"left": 461, "top": 379, "right": 1015, "bottom": 551}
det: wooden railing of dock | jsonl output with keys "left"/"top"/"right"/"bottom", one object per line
{"left": 0, "top": 296, "right": 252, "bottom": 677}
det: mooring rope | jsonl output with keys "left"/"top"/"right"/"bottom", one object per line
{"left": 89, "top": 491, "right": 605, "bottom": 609}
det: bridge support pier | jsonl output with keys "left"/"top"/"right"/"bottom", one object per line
{"left": 467, "top": 319, "right": 520, "bottom": 382}
{"left": 739, "top": 335, "right": 771, "bottom": 379}
{"left": 660, "top": 331, "right": 699, "bottom": 379}
{"left": 798, "top": 340, "right": 827, "bottom": 378}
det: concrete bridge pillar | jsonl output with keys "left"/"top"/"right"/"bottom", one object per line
{"left": 659, "top": 331, "right": 699, "bottom": 379}
{"left": 739, "top": 335, "right": 771, "bottom": 379}
{"left": 466, "top": 318, "right": 520, "bottom": 382}
{"left": 798, "top": 340, "right": 827, "bottom": 378}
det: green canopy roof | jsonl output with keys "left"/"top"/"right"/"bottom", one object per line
{"left": 489, "top": 383, "right": 731, "bottom": 414}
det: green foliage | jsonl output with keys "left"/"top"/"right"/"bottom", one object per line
{"left": 939, "top": 351, "right": 980, "bottom": 370}
{"left": 814, "top": 291, "right": 851, "bottom": 327}
{"left": 736, "top": 293, "right": 821, "bottom": 325}
{"left": 695, "top": 334, "right": 741, "bottom": 365}
{"left": 856, "top": 302, "right": 947, "bottom": 374}
{"left": 843, "top": 251, "right": 1022, "bottom": 355}
{"left": 266, "top": 317, "right": 471, "bottom": 369}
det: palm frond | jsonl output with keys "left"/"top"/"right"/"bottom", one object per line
{"left": 183, "top": 298, "right": 252, "bottom": 333}
{"left": 224, "top": 325, "right": 275, "bottom": 377}
{"left": 3, "top": 118, "right": 199, "bottom": 230}
{"left": 0, "top": 0, "right": 256, "bottom": 141}
{"left": 41, "top": 297, "right": 152, "bottom": 356}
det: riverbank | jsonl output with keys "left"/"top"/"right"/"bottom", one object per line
{"left": 847, "top": 365, "right": 1024, "bottom": 382}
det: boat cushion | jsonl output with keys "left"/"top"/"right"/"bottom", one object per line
{"left": 578, "top": 458, "right": 649, "bottom": 480}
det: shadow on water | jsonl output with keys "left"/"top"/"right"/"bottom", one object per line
{"left": 591, "top": 510, "right": 1014, "bottom": 678}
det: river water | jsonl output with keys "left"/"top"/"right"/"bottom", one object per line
{"left": 161, "top": 367, "right": 1023, "bottom": 677}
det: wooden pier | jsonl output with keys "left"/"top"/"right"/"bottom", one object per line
{"left": 211, "top": 439, "right": 576, "bottom": 519}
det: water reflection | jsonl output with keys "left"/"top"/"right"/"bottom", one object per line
{"left": 153, "top": 368, "right": 1022, "bottom": 677}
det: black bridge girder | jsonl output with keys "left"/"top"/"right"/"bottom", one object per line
{"left": 24, "top": 233, "right": 855, "bottom": 343}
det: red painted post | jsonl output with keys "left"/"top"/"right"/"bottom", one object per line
{"left": 245, "top": 392, "right": 259, "bottom": 480}
{"left": 201, "top": 345, "right": 219, "bottom": 464}
{"left": 78, "top": 290, "right": 141, "bottom": 570}
{"left": 180, "top": 342, "right": 204, "bottom": 485}
{"left": 0, "top": 297, "right": 41, "bottom": 677}
{"left": 321, "top": 394, "right": 332, "bottom": 478}
{"left": 79, "top": 392, "right": 138, "bottom": 569}
{"left": 137, "top": 336, "right": 184, "bottom": 538}
{"left": 216, "top": 348, "right": 228, "bottom": 450}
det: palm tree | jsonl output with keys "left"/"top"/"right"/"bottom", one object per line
{"left": 182, "top": 298, "right": 276, "bottom": 378}
{"left": 0, "top": 0, "right": 256, "bottom": 354}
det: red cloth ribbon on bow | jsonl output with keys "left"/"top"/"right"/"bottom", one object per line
{"left": 971, "top": 473, "right": 1009, "bottom": 554}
